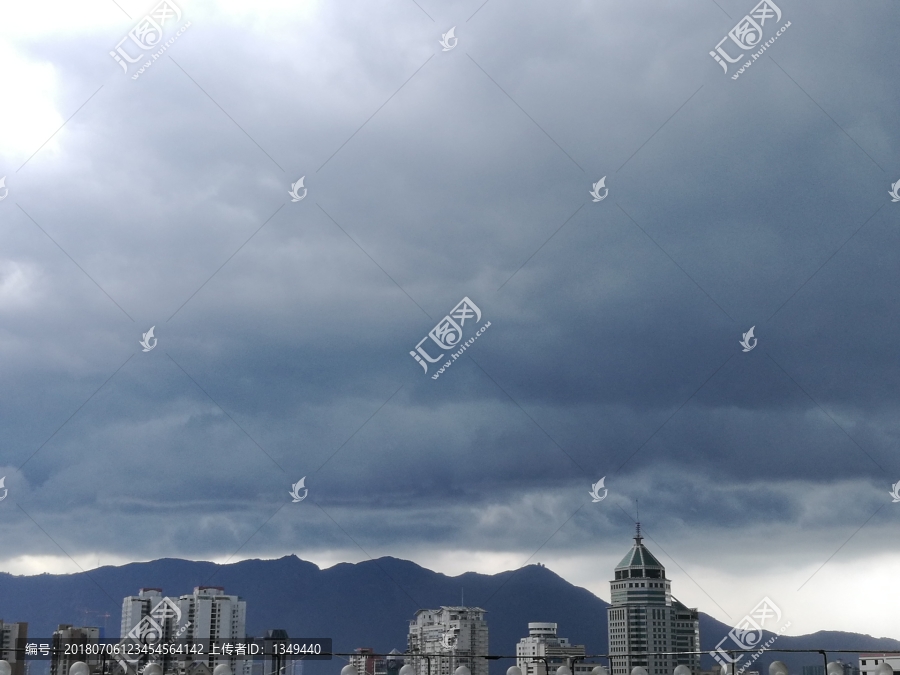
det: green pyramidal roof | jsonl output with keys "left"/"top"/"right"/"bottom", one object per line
{"left": 615, "top": 524, "right": 665, "bottom": 569}
{"left": 616, "top": 543, "right": 663, "bottom": 569}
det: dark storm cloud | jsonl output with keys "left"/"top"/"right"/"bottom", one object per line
{"left": 0, "top": 0, "right": 899, "bottom": 586}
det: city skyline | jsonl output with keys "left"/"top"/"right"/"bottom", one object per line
{"left": 0, "top": 537, "right": 897, "bottom": 675}
{"left": 1, "top": 0, "right": 899, "bottom": 643}
{"left": 0, "top": 529, "right": 892, "bottom": 649}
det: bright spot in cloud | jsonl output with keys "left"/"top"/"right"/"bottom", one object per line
{"left": 0, "top": 42, "right": 63, "bottom": 162}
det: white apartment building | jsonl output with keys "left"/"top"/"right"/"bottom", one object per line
{"left": 0, "top": 619, "right": 28, "bottom": 675}
{"left": 122, "top": 588, "right": 169, "bottom": 638}
{"left": 120, "top": 586, "right": 251, "bottom": 675}
{"left": 408, "top": 607, "right": 489, "bottom": 675}
{"left": 608, "top": 524, "right": 700, "bottom": 675}
{"left": 859, "top": 655, "right": 900, "bottom": 675}
{"left": 516, "top": 623, "right": 585, "bottom": 675}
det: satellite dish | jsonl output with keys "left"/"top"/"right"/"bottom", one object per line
{"left": 0, "top": 660, "right": 12, "bottom": 675}
{"left": 213, "top": 666, "right": 233, "bottom": 675}
{"left": 70, "top": 663, "right": 90, "bottom": 675}
{"left": 507, "top": 668, "right": 523, "bottom": 675}
{"left": 631, "top": 668, "right": 649, "bottom": 675}
{"left": 341, "top": 667, "right": 357, "bottom": 675}
{"left": 144, "top": 666, "right": 163, "bottom": 675}
{"left": 674, "top": 666, "right": 692, "bottom": 675}
{"left": 769, "top": 662, "right": 789, "bottom": 675}
{"left": 455, "top": 667, "right": 472, "bottom": 675}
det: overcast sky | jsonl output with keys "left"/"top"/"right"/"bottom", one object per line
{"left": 1, "top": 0, "right": 899, "bottom": 640}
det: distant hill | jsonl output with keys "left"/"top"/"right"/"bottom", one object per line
{"left": 0, "top": 556, "right": 897, "bottom": 675}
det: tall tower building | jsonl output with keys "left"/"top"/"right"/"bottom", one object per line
{"left": 408, "top": 607, "right": 488, "bottom": 675}
{"left": 516, "top": 623, "right": 585, "bottom": 675}
{"left": 607, "top": 525, "right": 700, "bottom": 675}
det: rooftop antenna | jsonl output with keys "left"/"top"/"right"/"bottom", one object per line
{"left": 461, "top": 587, "right": 464, "bottom": 606}
{"left": 635, "top": 499, "right": 642, "bottom": 543}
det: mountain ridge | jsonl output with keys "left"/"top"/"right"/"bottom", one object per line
{"left": 0, "top": 555, "right": 896, "bottom": 675}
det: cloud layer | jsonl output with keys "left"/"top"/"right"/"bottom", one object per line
{"left": 1, "top": 0, "right": 899, "bottom": 638}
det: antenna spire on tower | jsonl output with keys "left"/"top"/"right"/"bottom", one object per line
{"left": 634, "top": 499, "right": 642, "bottom": 543}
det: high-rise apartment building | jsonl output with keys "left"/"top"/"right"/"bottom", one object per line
{"left": 349, "top": 647, "right": 404, "bottom": 675}
{"left": 261, "top": 629, "right": 291, "bottom": 675}
{"left": 607, "top": 525, "right": 700, "bottom": 675}
{"left": 122, "top": 589, "right": 170, "bottom": 639}
{"left": 50, "top": 625, "right": 101, "bottom": 675}
{"left": 120, "top": 586, "right": 250, "bottom": 675}
{"left": 350, "top": 648, "right": 380, "bottom": 675}
{"left": 408, "top": 607, "right": 488, "bottom": 675}
{"left": 0, "top": 620, "right": 28, "bottom": 675}
{"left": 121, "top": 587, "right": 185, "bottom": 675}
{"left": 351, "top": 648, "right": 387, "bottom": 675}
{"left": 385, "top": 649, "right": 405, "bottom": 675}
{"left": 516, "top": 623, "right": 585, "bottom": 675}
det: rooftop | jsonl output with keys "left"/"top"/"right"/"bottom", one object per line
{"left": 615, "top": 523, "right": 665, "bottom": 570}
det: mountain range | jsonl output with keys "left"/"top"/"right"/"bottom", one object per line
{"left": 1, "top": 556, "right": 897, "bottom": 675}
